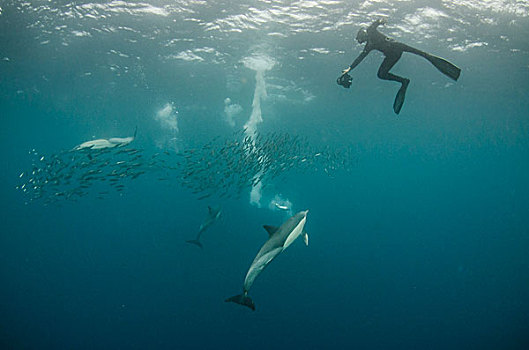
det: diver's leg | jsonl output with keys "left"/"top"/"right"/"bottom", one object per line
{"left": 377, "top": 53, "right": 410, "bottom": 114}
{"left": 400, "top": 43, "right": 461, "bottom": 81}
{"left": 377, "top": 52, "right": 407, "bottom": 84}
{"left": 399, "top": 43, "right": 429, "bottom": 58}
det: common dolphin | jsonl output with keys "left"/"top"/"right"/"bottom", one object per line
{"left": 186, "top": 205, "right": 222, "bottom": 248}
{"left": 74, "top": 127, "right": 137, "bottom": 150}
{"left": 225, "top": 210, "right": 309, "bottom": 310}
{"left": 274, "top": 202, "right": 289, "bottom": 211}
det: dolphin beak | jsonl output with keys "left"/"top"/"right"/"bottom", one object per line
{"left": 303, "top": 210, "right": 309, "bottom": 216}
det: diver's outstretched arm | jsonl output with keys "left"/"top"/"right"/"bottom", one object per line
{"left": 342, "top": 49, "right": 369, "bottom": 74}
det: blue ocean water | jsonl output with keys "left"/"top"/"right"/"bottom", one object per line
{"left": 1, "top": 1, "right": 529, "bottom": 349}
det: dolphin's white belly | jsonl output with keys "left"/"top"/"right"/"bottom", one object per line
{"left": 283, "top": 216, "right": 306, "bottom": 250}
{"left": 76, "top": 139, "right": 115, "bottom": 150}
{"left": 108, "top": 136, "right": 133, "bottom": 145}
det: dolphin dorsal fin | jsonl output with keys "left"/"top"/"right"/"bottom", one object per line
{"left": 263, "top": 225, "right": 279, "bottom": 237}
{"left": 208, "top": 206, "right": 213, "bottom": 214}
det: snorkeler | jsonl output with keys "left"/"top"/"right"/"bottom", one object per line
{"left": 337, "top": 18, "right": 461, "bottom": 114}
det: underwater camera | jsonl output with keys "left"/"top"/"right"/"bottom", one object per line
{"left": 336, "top": 73, "right": 352, "bottom": 88}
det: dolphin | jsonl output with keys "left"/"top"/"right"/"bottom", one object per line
{"left": 274, "top": 202, "right": 289, "bottom": 211}
{"left": 74, "top": 127, "right": 137, "bottom": 150}
{"left": 186, "top": 205, "right": 222, "bottom": 248}
{"left": 225, "top": 210, "right": 309, "bottom": 310}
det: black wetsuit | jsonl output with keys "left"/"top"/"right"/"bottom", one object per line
{"left": 352, "top": 21, "right": 427, "bottom": 85}
{"left": 343, "top": 20, "right": 461, "bottom": 114}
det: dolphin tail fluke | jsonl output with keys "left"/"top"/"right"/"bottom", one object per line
{"left": 185, "top": 239, "right": 203, "bottom": 249}
{"left": 225, "top": 292, "right": 255, "bottom": 311}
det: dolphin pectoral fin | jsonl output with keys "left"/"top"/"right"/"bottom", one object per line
{"left": 303, "top": 232, "right": 309, "bottom": 246}
{"left": 225, "top": 292, "right": 255, "bottom": 311}
{"left": 185, "top": 239, "right": 203, "bottom": 249}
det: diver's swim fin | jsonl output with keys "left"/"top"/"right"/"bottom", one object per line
{"left": 393, "top": 79, "right": 409, "bottom": 115}
{"left": 426, "top": 54, "right": 461, "bottom": 81}
{"left": 186, "top": 239, "right": 203, "bottom": 248}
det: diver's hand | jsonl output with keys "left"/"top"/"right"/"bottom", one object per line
{"left": 341, "top": 67, "right": 351, "bottom": 75}
{"left": 377, "top": 18, "right": 387, "bottom": 25}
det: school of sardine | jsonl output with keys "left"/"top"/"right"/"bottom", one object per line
{"left": 16, "top": 131, "right": 355, "bottom": 205}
